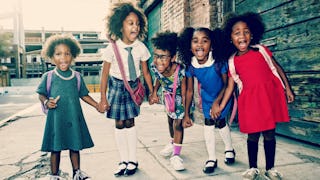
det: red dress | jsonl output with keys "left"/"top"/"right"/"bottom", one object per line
{"left": 233, "top": 47, "right": 290, "bottom": 133}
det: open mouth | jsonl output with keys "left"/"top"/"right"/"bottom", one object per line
{"left": 195, "top": 48, "right": 205, "bottom": 57}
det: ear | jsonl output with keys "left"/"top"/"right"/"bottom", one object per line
{"left": 171, "top": 55, "right": 177, "bottom": 62}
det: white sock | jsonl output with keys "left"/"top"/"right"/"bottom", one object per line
{"left": 127, "top": 126, "right": 137, "bottom": 169}
{"left": 219, "top": 125, "right": 234, "bottom": 158}
{"left": 115, "top": 128, "right": 128, "bottom": 163}
{"left": 204, "top": 125, "right": 216, "bottom": 165}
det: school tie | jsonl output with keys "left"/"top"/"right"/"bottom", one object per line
{"left": 125, "top": 47, "right": 137, "bottom": 81}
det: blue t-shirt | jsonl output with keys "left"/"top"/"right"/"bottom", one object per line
{"left": 186, "top": 56, "right": 232, "bottom": 119}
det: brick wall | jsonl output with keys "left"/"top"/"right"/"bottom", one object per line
{"left": 161, "top": 0, "right": 187, "bottom": 32}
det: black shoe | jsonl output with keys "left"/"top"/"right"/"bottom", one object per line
{"left": 114, "top": 162, "right": 127, "bottom": 177}
{"left": 224, "top": 149, "right": 236, "bottom": 164}
{"left": 124, "top": 161, "right": 138, "bottom": 176}
{"left": 203, "top": 160, "right": 217, "bottom": 174}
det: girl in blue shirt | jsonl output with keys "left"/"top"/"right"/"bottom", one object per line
{"left": 178, "top": 27, "right": 236, "bottom": 174}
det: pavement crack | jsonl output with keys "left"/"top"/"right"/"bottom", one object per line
{"left": 138, "top": 139, "right": 178, "bottom": 180}
{"left": 5, "top": 151, "right": 69, "bottom": 180}
{"left": 0, "top": 115, "right": 43, "bottom": 128}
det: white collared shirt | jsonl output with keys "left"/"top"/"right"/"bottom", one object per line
{"left": 102, "top": 39, "right": 151, "bottom": 80}
{"left": 191, "top": 51, "right": 215, "bottom": 68}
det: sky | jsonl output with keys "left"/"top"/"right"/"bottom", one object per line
{"left": 0, "top": 0, "right": 109, "bottom": 32}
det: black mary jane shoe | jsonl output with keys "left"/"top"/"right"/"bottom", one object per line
{"left": 124, "top": 161, "right": 138, "bottom": 176}
{"left": 114, "top": 162, "right": 128, "bottom": 177}
{"left": 224, "top": 149, "right": 236, "bottom": 164}
{"left": 203, "top": 160, "right": 217, "bottom": 174}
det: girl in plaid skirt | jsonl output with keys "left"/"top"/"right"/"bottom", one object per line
{"left": 98, "top": 2, "right": 153, "bottom": 177}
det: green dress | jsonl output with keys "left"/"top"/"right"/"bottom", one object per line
{"left": 36, "top": 68, "right": 94, "bottom": 152}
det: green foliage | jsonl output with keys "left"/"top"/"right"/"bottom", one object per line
{"left": 0, "top": 32, "right": 14, "bottom": 58}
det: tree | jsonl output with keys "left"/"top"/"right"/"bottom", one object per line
{"left": 0, "top": 32, "right": 14, "bottom": 59}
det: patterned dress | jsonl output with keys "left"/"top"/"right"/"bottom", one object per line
{"left": 36, "top": 68, "right": 94, "bottom": 152}
{"left": 151, "top": 63, "right": 186, "bottom": 119}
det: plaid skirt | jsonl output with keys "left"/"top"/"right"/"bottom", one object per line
{"left": 106, "top": 76, "right": 140, "bottom": 120}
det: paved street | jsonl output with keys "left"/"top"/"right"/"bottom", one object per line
{"left": 0, "top": 92, "right": 319, "bottom": 180}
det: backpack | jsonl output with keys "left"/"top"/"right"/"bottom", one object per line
{"left": 41, "top": 70, "right": 81, "bottom": 114}
{"left": 228, "top": 44, "right": 285, "bottom": 94}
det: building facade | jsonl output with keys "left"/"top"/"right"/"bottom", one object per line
{"left": 0, "top": 29, "right": 107, "bottom": 79}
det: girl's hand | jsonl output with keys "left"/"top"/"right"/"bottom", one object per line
{"left": 286, "top": 88, "right": 295, "bottom": 103}
{"left": 210, "top": 102, "right": 221, "bottom": 119}
{"left": 98, "top": 100, "right": 109, "bottom": 112}
{"left": 46, "top": 96, "right": 60, "bottom": 109}
{"left": 183, "top": 116, "right": 193, "bottom": 128}
{"left": 148, "top": 94, "right": 159, "bottom": 105}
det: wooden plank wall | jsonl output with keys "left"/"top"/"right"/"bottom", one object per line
{"left": 234, "top": 0, "right": 320, "bottom": 145}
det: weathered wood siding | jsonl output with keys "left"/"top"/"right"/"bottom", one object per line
{"left": 235, "top": 0, "right": 320, "bottom": 145}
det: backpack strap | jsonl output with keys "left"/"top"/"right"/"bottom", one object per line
{"left": 46, "top": 70, "right": 54, "bottom": 97}
{"left": 172, "top": 64, "right": 180, "bottom": 97}
{"left": 228, "top": 53, "right": 243, "bottom": 93}
{"left": 251, "top": 45, "right": 285, "bottom": 88}
{"left": 46, "top": 70, "right": 81, "bottom": 97}
{"left": 75, "top": 71, "right": 81, "bottom": 91}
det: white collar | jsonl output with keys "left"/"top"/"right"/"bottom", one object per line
{"left": 116, "top": 39, "right": 139, "bottom": 49}
{"left": 191, "top": 51, "right": 215, "bottom": 68}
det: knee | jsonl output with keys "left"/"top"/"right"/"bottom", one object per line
{"left": 115, "top": 120, "right": 125, "bottom": 129}
{"left": 205, "top": 118, "right": 215, "bottom": 126}
{"left": 124, "top": 118, "right": 135, "bottom": 128}
{"left": 248, "top": 133, "right": 260, "bottom": 143}
{"left": 174, "top": 120, "right": 183, "bottom": 132}
{"left": 216, "top": 119, "right": 226, "bottom": 129}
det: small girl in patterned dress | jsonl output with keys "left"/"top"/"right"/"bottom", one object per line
{"left": 149, "top": 31, "right": 187, "bottom": 171}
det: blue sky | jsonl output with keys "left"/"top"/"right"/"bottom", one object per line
{"left": 0, "top": 0, "right": 109, "bottom": 32}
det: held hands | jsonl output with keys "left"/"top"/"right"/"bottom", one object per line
{"left": 210, "top": 102, "right": 221, "bottom": 120}
{"left": 98, "top": 100, "right": 110, "bottom": 113}
{"left": 45, "top": 96, "right": 60, "bottom": 109}
{"left": 148, "top": 93, "right": 159, "bottom": 105}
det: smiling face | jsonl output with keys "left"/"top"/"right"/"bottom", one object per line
{"left": 52, "top": 44, "right": 72, "bottom": 71}
{"left": 231, "top": 21, "right": 252, "bottom": 55}
{"left": 191, "top": 30, "right": 212, "bottom": 64}
{"left": 121, "top": 12, "right": 140, "bottom": 45}
{"left": 153, "top": 49, "right": 174, "bottom": 74}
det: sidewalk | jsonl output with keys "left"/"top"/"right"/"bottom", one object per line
{"left": 0, "top": 93, "right": 319, "bottom": 180}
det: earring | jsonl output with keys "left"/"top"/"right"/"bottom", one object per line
{"left": 230, "top": 40, "right": 233, "bottom": 43}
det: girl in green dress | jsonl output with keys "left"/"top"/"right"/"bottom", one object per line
{"left": 37, "top": 34, "right": 100, "bottom": 180}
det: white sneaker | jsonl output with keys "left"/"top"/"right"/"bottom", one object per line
{"left": 242, "top": 168, "right": 260, "bottom": 180}
{"left": 265, "top": 168, "right": 282, "bottom": 180}
{"left": 170, "top": 155, "right": 185, "bottom": 171}
{"left": 73, "top": 169, "right": 90, "bottom": 180}
{"left": 160, "top": 143, "right": 173, "bottom": 157}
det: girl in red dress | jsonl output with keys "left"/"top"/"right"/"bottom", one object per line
{"left": 219, "top": 12, "right": 295, "bottom": 180}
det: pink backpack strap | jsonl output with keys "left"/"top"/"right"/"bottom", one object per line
{"left": 75, "top": 71, "right": 81, "bottom": 91}
{"left": 46, "top": 70, "right": 54, "bottom": 96}
{"left": 251, "top": 45, "right": 285, "bottom": 88}
{"left": 172, "top": 64, "right": 180, "bottom": 97}
{"left": 228, "top": 53, "right": 243, "bottom": 93}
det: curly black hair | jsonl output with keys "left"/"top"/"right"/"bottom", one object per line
{"left": 151, "top": 31, "right": 178, "bottom": 56}
{"left": 177, "top": 27, "right": 230, "bottom": 67}
{"left": 41, "top": 33, "right": 81, "bottom": 61}
{"left": 223, "top": 12, "right": 265, "bottom": 53}
{"left": 105, "top": 2, "right": 147, "bottom": 41}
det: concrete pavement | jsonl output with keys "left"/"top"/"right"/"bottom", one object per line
{"left": 0, "top": 93, "right": 319, "bottom": 180}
